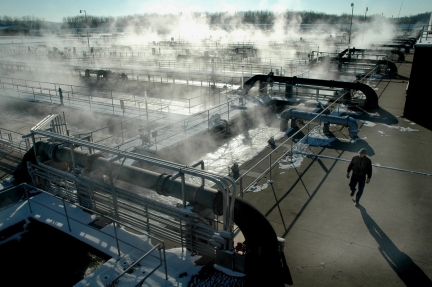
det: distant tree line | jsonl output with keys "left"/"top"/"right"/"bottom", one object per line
{"left": 0, "top": 15, "right": 48, "bottom": 29}
{"left": 1, "top": 11, "right": 430, "bottom": 30}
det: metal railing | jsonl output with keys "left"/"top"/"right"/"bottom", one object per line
{"left": 7, "top": 183, "right": 169, "bottom": 285}
{"left": 419, "top": 25, "right": 432, "bottom": 42}
{"left": 235, "top": 91, "right": 349, "bottom": 195}
{"left": 0, "top": 128, "right": 31, "bottom": 156}
{"left": 27, "top": 126, "right": 236, "bottom": 249}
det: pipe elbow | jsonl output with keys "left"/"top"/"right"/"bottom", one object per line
{"left": 279, "top": 109, "right": 293, "bottom": 132}
{"left": 280, "top": 109, "right": 293, "bottom": 121}
{"left": 346, "top": 117, "right": 360, "bottom": 138}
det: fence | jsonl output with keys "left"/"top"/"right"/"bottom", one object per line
{"left": 0, "top": 128, "right": 31, "bottom": 155}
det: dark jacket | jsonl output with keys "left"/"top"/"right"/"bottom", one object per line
{"left": 347, "top": 155, "right": 372, "bottom": 178}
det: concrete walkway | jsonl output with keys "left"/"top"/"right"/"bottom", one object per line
{"left": 240, "top": 53, "right": 432, "bottom": 286}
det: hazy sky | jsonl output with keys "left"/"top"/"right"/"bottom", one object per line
{"left": 2, "top": 0, "right": 431, "bottom": 22}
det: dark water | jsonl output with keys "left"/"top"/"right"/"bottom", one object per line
{"left": 0, "top": 218, "right": 111, "bottom": 287}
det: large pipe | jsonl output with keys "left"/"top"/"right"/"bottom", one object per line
{"left": 280, "top": 108, "right": 360, "bottom": 138}
{"left": 240, "top": 74, "right": 379, "bottom": 108}
{"left": 316, "top": 48, "right": 399, "bottom": 73}
{"left": 36, "top": 141, "right": 224, "bottom": 214}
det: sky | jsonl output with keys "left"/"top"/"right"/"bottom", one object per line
{"left": 1, "top": 0, "right": 431, "bottom": 22}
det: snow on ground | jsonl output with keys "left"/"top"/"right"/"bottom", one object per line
{"left": 187, "top": 125, "right": 284, "bottom": 186}
{"left": 382, "top": 124, "right": 418, "bottom": 132}
{"left": 330, "top": 104, "right": 362, "bottom": 117}
{"left": 0, "top": 191, "right": 203, "bottom": 287}
{"left": 0, "top": 177, "right": 14, "bottom": 191}
{"left": 363, "top": 121, "right": 376, "bottom": 127}
{"left": 246, "top": 182, "right": 269, "bottom": 192}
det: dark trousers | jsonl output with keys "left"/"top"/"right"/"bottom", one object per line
{"left": 349, "top": 174, "right": 366, "bottom": 203}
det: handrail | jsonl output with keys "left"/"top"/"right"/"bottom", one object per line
{"left": 239, "top": 91, "right": 347, "bottom": 193}
{"left": 30, "top": 129, "right": 236, "bottom": 238}
{"left": 15, "top": 185, "right": 169, "bottom": 284}
{"left": 107, "top": 243, "right": 164, "bottom": 287}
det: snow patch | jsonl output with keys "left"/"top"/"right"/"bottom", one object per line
{"left": 363, "top": 121, "right": 376, "bottom": 127}
{"left": 382, "top": 124, "right": 418, "bottom": 132}
{"left": 246, "top": 183, "right": 268, "bottom": 192}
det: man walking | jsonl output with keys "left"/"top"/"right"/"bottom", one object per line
{"left": 347, "top": 148, "right": 372, "bottom": 206}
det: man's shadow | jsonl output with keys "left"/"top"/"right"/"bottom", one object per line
{"left": 359, "top": 205, "right": 432, "bottom": 286}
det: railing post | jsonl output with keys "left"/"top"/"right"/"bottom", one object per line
{"left": 162, "top": 243, "right": 168, "bottom": 280}
{"left": 181, "top": 172, "right": 186, "bottom": 208}
{"left": 240, "top": 177, "right": 244, "bottom": 198}
{"left": 108, "top": 161, "right": 120, "bottom": 220}
{"left": 180, "top": 217, "right": 184, "bottom": 252}
{"left": 269, "top": 153, "right": 272, "bottom": 181}
{"left": 24, "top": 186, "right": 33, "bottom": 213}
{"left": 145, "top": 204, "right": 150, "bottom": 233}
{"left": 113, "top": 222, "right": 121, "bottom": 257}
{"left": 111, "top": 90, "right": 114, "bottom": 113}
{"left": 63, "top": 199, "right": 72, "bottom": 232}
{"left": 228, "top": 102, "right": 230, "bottom": 121}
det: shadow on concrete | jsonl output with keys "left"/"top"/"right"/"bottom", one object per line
{"left": 393, "top": 74, "right": 410, "bottom": 81}
{"left": 327, "top": 139, "right": 376, "bottom": 156}
{"left": 265, "top": 147, "right": 342, "bottom": 238}
{"left": 359, "top": 206, "right": 432, "bottom": 287}
{"left": 352, "top": 107, "right": 399, "bottom": 125}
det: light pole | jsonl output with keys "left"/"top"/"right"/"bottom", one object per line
{"left": 362, "top": 7, "right": 368, "bottom": 43}
{"left": 80, "top": 10, "right": 90, "bottom": 50}
{"left": 348, "top": 3, "right": 354, "bottom": 48}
